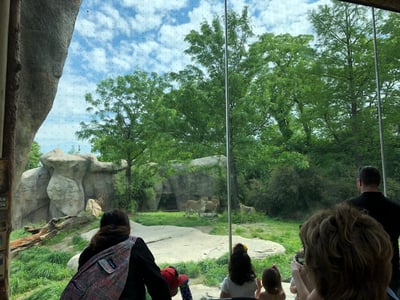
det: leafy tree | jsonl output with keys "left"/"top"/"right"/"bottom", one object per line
{"left": 76, "top": 70, "right": 172, "bottom": 208}
{"left": 167, "top": 8, "right": 255, "bottom": 208}
{"left": 246, "top": 32, "right": 320, "bottom": 173}
{"left": 376, "top": 12, "right": 400, "bottom": 180}
{"left": 25, "top": 141, "right": 42, "bottom": 170}
{"left": 309, "top": 1, "right": 378, "bottom": 167}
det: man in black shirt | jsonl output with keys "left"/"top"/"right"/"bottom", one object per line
{"left": 348, "top": 166, "right": 400, "bottom": 297}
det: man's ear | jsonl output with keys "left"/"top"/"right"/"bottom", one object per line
{"left": 357, "top": 178, "right": 362, "bottom": 187}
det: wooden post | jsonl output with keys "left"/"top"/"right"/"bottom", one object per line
{"left": 0, "top": 0, "right": 10, "bottom": 297}
{"left": 1, "top": 0, "right": 19, "bottom": 298}
{"left": 0, "top": 160, "right": 10, "bottom": 298}
{"left": 0, "top": 0, "right": 10, "bottom": 158}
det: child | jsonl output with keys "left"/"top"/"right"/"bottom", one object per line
{"left": 220, "top": 243, "right": 258, "bottom": 298}
{"left": 255, "top": 264, "right": 286, "bottom": 300}
{"left": 161, "top": 266, "right": 192, "bottom": 300}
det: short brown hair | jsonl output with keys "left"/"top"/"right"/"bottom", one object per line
{"left": 300, "top": 203, "right": 392, "bottom": 300}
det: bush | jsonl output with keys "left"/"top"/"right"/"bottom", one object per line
{"left": 261, "top": 165, "right": 327, "bottom": 218}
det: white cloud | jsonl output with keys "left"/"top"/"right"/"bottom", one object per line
{"left": 128, "top": 13, "right": 163, "bottom": 34}
{"left": 75, "top": 18, "right": 98, "bottom": 39}
{"left": 87, "top": 47, "right": 108, "bottom": 73}
{"left": 121, "top": 0, "right": 189, "bottom": 12}
{"left": 188, "top": 0, "right": 224, "bottom": 26}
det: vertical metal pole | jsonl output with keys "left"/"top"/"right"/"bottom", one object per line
{"left": 372, "top": 7, "right": 387, "bottom": 196}
{"left": 223, "top": 0, "right": 232, "bottom": 256}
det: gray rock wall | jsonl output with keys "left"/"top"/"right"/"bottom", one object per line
{"left": 155, "top": 155, "right": 226, "bottom": 212}
{"left": 14, "top": 153, "right": 226, "bottom": 227}
{"left": 12, "top": 0, "right": 82, "bottom": 202}
{"left": 12, "top": 149, "right": 125, "bottom": 228}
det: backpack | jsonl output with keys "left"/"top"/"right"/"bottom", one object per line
{"left": 60, "top": 236, "right": 137, "bottom": 300}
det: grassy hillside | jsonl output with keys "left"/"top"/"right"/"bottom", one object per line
{"left": 9, "top": 211, "right": 303, "bottom": 300}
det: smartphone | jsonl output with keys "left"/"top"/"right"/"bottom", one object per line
{"left": 295, "top": 253, "right": 305, "bottom": 265}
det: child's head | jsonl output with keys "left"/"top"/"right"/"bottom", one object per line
{"left": 262, "top": 265, "right": 283, "bottom": 295}
{"left": 232, "top": 243, "right": 248, "bottom": 254}
{"left": 229, "top": 243, "right": 256, "bottom": 285}
{"left": 161, "top": 266, "right": 188, "bottom": 297}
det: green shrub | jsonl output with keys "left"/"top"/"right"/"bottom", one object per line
{"left": 261, "top": 165, "right": 327, "bottom": 218}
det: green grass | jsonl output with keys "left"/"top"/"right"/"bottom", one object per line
{"left": 10, "top": 211, "right": 303, "bottom": 299}
{"left": 10, "top": 247, "right": 75, "bottom": 299}
{"left": 133, "top": 211, "right": 302, "bottom": 281}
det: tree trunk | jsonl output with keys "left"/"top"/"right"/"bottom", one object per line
{"left": 0, "top": 0, "right": 19, "bottom": 298}
{"left": 10, "top": 215, "right": 95, "bottom": 258}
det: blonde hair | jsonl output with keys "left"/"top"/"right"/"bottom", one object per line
{"left": 300, "top": 203, "right": 392, "bottom": 300}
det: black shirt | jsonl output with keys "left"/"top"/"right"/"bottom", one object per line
{"left": 79, "top": 235, "right": 171, "bottom": 300}
{"left": 349, "top": 192, "right": 400, "bottom": 281}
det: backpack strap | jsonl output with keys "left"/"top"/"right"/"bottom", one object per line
{"left": 60, "top": 236, "right": 138, "bottom": 300}
{"left": 388, "top": 287, "right": 400, "bottom": 300}
{"left": 77, "top": 236, "right": 137, "bottom": 275}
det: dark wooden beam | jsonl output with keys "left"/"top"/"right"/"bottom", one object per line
{"left": 340, "top": 0, "right": 400, "bottom": 13}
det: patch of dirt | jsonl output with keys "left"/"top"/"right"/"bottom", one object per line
{"left": 48, "top": 236, "right": 75, "bottom": 252}
{"left": 194, "top": 226, "right": 213, "bottom": 234}
{"left": 46, "top": 220, "right": 98, "bottom": 253}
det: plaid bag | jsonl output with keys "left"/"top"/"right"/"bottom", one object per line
{"left": 60, "top": 236, "right": 137, "bottom": 300}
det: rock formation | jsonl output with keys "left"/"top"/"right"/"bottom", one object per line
{"left": 13, "top": 149, "right": 125, "bottom": 228}
{"left": 11, "top": 0, "right": 82, "bottom": 202}
{"left": 13, "top": 153, "right": 225, "bottom": 228}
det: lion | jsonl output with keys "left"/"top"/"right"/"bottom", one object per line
{"left": 239, "top": 203, "right": 256, "bottom": 214}
{"left": 204, "top": 196, "right": 220, "bottom": 215}
{"left": 185, "top": 198, "right": 206, "bottom": 216}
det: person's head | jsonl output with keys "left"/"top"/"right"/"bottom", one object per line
{"left": 262, "top": 265, "right": 283, "bottom": 295}
{"left": 229, "top": 243, "right": 256, "bottom": 285}
{"left": 160, "top": 266, "right": 188, "bottom": 296}
{"left": 300, "top": 203, "right": 392, "bottom": 300}
{"left": 100, "top": 209, "right": 130, "bottom": 230}
{"left": 357, "top": 166, "right": 381, "bottom": 192}
{"left": 90, "top": 209, "right": 130, "bottom": 248}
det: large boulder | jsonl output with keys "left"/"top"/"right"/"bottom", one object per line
{"left": 13, "top": 167, "right": 51, "bottom": 227}
{"left": 42, "top": 149, "right": 89, "bottom": 217}
{"left": 12, "top": 149, "right": 125, "bottom": 228}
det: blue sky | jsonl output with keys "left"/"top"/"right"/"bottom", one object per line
{"left": 35, "top": 0, "right": 332, "bottom": 155}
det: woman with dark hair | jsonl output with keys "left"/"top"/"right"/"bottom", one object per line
{"left": 78, "top": 209, "right": 171, "bottom": 300}
{"left": 220, "top": 243, "right": 258, "bottom": 298}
